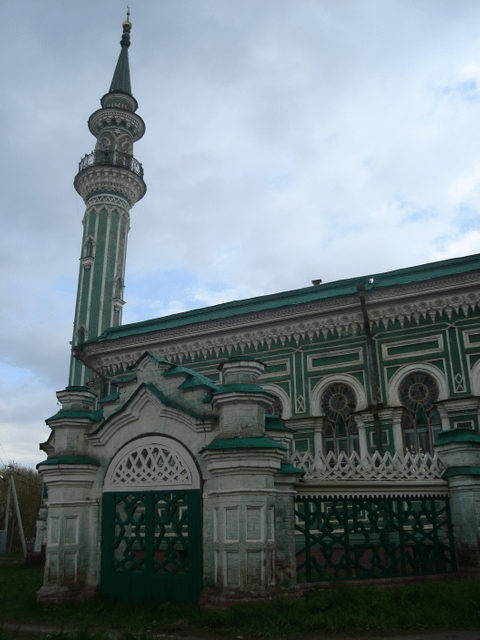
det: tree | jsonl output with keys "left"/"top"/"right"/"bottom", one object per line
{"left": 0, "top": 463, "right": 42, "bottom": 551}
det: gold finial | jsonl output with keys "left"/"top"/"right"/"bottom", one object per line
{"left": 123, "top": 5, "right": 132, "bottom": 30}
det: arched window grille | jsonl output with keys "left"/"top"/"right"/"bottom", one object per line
{"left": 399, "top": 372, "right": 442, "bottom": 455}
{"left": 321, "top": 383, "right": 359, "bottom": 456}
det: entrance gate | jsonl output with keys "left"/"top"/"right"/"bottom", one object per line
{"left": 101, "top": 489, "right": 202, "bottom": 603}
{"left": 295, "top": 495, "right": 456, "bottom": 582}
{"left": 101, "top": 436, "right": 202, "bottom": 604}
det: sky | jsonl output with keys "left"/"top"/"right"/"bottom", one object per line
{"left": 1, "top": 0, "right": 480, "bottom": 468}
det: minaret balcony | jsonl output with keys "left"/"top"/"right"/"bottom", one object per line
{"left": 75, "top": 150, "right": 146, "bottom": 206}
{"left": 78, "top": 150, "right": 144, "bottom": 179}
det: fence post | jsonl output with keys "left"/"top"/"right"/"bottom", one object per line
{"left": 435, "top": 428, "right": 480, "bottom": 570}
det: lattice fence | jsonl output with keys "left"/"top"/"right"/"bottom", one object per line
{"left": 295, "top": 495, "right": 456, "bottom": 582}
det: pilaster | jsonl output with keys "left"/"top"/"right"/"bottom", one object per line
{"left": 201, "top": 357, "right": 302, "bottom": 595}
{"left": 435, "top": 428, "right": 480, "bottom": 568}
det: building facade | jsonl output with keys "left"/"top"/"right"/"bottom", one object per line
{"left": 37, "top": 18, "right": 480, "bottom": 603}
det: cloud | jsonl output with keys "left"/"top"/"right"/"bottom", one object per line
{"left": 2, "top": 0, "right": 480, "bottom": 465}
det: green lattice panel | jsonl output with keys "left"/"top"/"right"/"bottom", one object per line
{"left": 112, "top": 493, "right": 147, "bottom": 573}
{"left": 101, "top": 490, "right": 202, "bottom": 604}
{"left": 295, "top": 495, "right": 456, "bottom": 582}
{"left": 153, "top": 492, "right": 189, "bottom": 574}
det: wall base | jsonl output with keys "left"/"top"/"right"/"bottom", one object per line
{"left": 36, "top": 584, "right": 99, "bottom": 602}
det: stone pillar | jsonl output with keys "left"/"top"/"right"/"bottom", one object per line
{"left": 36, "top": 460, "right": 100, "bottom": 600}
{"left": 36, "top": 386, "right": 102, "bottom": 600}
{"left": 435, "top": 428, "right": 480, "bottom": 569}
{"left": 201, "top": 357, "right": 302, "bottom": 595}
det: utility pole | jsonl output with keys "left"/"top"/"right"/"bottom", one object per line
{"left": 1, "top": 473, "right": 27, "bottom": 558}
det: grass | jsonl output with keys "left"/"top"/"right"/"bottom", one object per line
{"left": 1, "top": 564, "right": 480, "bottom": 636}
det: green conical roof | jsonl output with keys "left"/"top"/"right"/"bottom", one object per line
{"left": 109, "top": 18, "right": 132, "bottom": 95}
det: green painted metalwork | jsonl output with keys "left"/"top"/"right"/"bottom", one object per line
{"left": 295, "top": 495, "right": 456, "bottom": 581}
{"left": 101, "top": 490, "right": 202, "bottom": 604}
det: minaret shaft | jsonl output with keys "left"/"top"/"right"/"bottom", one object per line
{"left": 69, "top": 17, "right": 145, "bottom": 388}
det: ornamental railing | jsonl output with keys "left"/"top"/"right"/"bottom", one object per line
{"left": 78, "top": 150, "right": 144, "bottom": 179}
{"left": 290, "top": 450, "right": 445, "bottom": 481}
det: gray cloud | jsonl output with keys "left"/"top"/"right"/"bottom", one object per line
{"left": 2, "top": 0, "right": 480, "bottom": 465}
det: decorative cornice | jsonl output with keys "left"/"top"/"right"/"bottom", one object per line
{"left": 80, "top": 256, "right": 94, "bottom": 269}
{"left": 296, "top": 480, "right": 449, "bottom": 499}
{"left": 88, "top": 108, "right": 145, "bottom": 142}
{"left": 74, "top": 165, "right": 146, "bottom": 206}
{"left": 79, "top": 278, "right": 480, "bottom": 375}
{"left": 86, "top": 196, "right": 131, "bottom": 221}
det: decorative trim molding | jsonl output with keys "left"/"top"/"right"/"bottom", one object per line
{"left": 75, "top": 166, "right": 146, "bottom": 206}
{"left": 386, "top": 362, "right": 449, "bottom": 405}
{"left": 86, "top": 193, "right": 131, "bottom": 212}
{"left": 89, "top": 108, "right": 145, "bottom": 141}
{"left": 295, "top": 480, "right": 449, "bottom": 499}
{"left": 310, "top": 373, "right": 368, "bottom": 415}
{"left": 103, "top": 435, "right": 200, "bottom": 491}
{"left": 260, "top": 383, "right": 292, "bottom": 419}
{"left": 80, "top": 276, "right": 480, "bottom": 376}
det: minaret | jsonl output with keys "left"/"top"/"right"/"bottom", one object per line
{"left": 69, "top": 11, "right": 146, "bottom": 387}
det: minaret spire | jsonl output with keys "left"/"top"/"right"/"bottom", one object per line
{"left": 109, "top": 8, "right": 133, "bottom": 95}
{"left": 69, "top": 16, "right": 146, "bottom": 388}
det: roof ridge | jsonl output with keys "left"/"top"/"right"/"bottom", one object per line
{"left": 88, "top": 253, "right": 480, "bottom": 343}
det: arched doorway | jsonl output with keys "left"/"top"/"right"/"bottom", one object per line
{"left": 101, "top": 436, "right": 202, "bottom": 604}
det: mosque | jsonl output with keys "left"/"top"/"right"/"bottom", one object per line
{"left": 36, "top": 16, "right": 480, "bottom": 603}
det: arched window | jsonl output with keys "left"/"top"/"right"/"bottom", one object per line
{"left": 321, "top": 383, "right": 359, "bottom": 456}
{"left": 399, "top": 372, "right": 442, "bottom": 455}
{"left": 85, "top": 238, "right": 94, "bottom": 258}
{"left": 268, "top": 395, "right": 283, "bottom": 418}
{"left": 114, "top": 277, "right": 123, "bottom": 299}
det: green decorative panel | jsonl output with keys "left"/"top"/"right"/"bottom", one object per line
{"left": 293, "top": 434, "right": 314, "bottom": 454}
{"left": 311, "top": 350, "right": 361, "bottom": 369}
{"left": 101, "top": 490, "right": 202, "bottom": 604}
{"left": 295, "top": 496, "right": 456, "bottom": 582}
{"left": 366, "top": 426, "right": 394, "bottom": 455}
{"left": 469, "top": 354, "right": 480, "bottom": 369}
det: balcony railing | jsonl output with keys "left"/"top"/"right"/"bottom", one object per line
{"left": 78, "top": 150, "right": 144, "bottom": 179}
{"left": 290, "top": 450, "right": 446, "bottom": 481}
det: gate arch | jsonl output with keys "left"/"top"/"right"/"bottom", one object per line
{"left": 101, "top": 435, "right": 202, "bottom": 604}
{"left": 103, "top": 435, "right": 201, "bottom": 491}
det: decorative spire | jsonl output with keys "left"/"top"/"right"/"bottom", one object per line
{"left": 109, "top": 9, "right": 133, "bottom": 96}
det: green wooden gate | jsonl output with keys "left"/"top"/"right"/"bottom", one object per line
{"left": 101, "top": 489, "right": 202, "bottom": 603}
{"left": 295, "top": 495, "right": 456, "bottom": 581}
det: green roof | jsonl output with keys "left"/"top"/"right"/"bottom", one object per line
{"left": 90, "top": 381, "right": 206, "bottom": 436}
{"left": 212, "top": 384, "right": 271, "bottom": 396}
{"left": 38, "top": 455, "right": 100, "bottom": 467}
{"left": 265, "top": 415, "right": 290, "bottom": 431}
{"left": 100, "top": 391, "right": 120, "bottom": 404}
{"left": 435, "top": 428, "right": 480, "bottom": 446}
{"left": 164, "top": 364, "right": 219, "bottom": 391}
{"left": 280, "top": 463, "right": 305, "bottom": 475}
{"left": 86, "top": 253, "right": 480, "bottom": 343}
{"left": 46, "top": 409, "right": 103, "bottom": 423}
{"left": 443, "top": 466, "right": 480, "bottom": 479}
